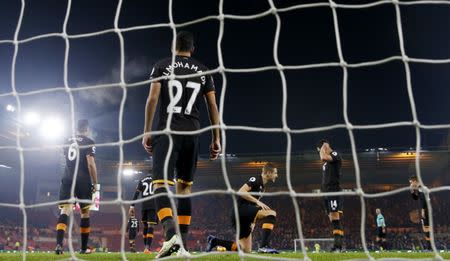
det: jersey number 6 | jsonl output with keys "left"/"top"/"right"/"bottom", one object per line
{"left": 68, "top": 142, "right": 78, "bottom": 161}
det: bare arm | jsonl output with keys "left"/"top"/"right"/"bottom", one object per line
{"left": 142, "top": 82, "right": 161, "bottom": 153}
{"left": 129, "top": 184, "right": 141, "bottom": 215}
{"left": 86, "top": 155, "right": 98, "bottom": 184}
{"left": 319, "top": 143, "right": 333, "bottom": 162}
{"left": 238, "top": 184, "right": 270, "bottom": 210}
{"left": 205, "top": 91, "right": 220, "bottom": 142}
{"left": 143, "top": 82, "right": 161, "bottom": 135}
{"left": 130, "top": 189, "right": 140, "bottom": 207}
{"left": 205, "top": 91, "right": 221, "bottom": 160}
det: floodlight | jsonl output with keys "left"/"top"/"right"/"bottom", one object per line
{"left": 123, "top": 169, "right": 135, "bottom": 176}
{"left": 40, "top": 117, "right": 65, "bottom": 140}
{"left": 24, "top": 112, "right": 41, "bottom": 126}
{"left": 6, "top": 104, "right": 15, "bottom": 112}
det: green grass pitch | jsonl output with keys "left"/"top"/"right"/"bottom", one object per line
{"left": 0, "top": 251, "right": 449, "bottom": 261}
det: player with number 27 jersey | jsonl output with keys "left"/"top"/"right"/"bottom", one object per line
{"left": 150, "top": 55, "right": 215, "bottom": 132}
{"left": 142, "top": 32, "right": 221, "bottom": 257}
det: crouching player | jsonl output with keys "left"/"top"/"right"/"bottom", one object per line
{"left": 206, "top": 163, "right": 279, "bottom": 254}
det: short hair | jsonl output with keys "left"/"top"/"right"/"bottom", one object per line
{"left": 316, "top": 139, "right": 330, "bottom": 149}
{"left": 77, "top": 119, "right": 89, "bottom": 133}
{"left": 409, "top": 175, "right": 417, "bottom": 181}
{"left": 176, "top": 31, "right": 194, "bottom": 52}
{"left": 262, "top": 162, "right": 276, "bottom": 173}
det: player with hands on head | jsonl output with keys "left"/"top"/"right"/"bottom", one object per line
{"left": 409, "top": 175, "right": 432, "bottom": 250}
{"left": 317, "top": 139, "right": 344, "bottom": 252}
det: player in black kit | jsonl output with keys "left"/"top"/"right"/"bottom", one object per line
{"left": 55, "top": 119, "right": 99, "bottom": 255}
{"left": 128, "top": 174, "right": 157, "bottom": 253}
{"left": 409, "top": 175, "right": 432, "bottom": 250}
{"left": 142, "top": 31, "right": 221, "bottom": 258}
{"left": 126, "top": 215, "right": 139, "bottom": 253}
{"left": 317, "top": 139, "right": 344, "bottom": 252}
{"left": 206, "top": 163, "right": 279, "bottom": 254}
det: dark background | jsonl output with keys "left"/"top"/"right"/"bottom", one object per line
{"left": 0, "top": 0, "right": 449, "bottom": 204}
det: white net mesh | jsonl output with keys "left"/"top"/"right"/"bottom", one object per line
{"left": 0, "top": 0, "right": 449, "bottom": 260}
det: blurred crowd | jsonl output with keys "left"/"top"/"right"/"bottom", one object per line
{"left": 0, "top": 191, "right": 449, "bottom": 252}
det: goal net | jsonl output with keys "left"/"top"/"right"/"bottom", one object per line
{"left": 0, "top": 0, "right": 449, "bottom": 260}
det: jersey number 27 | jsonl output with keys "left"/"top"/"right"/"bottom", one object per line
{"left": 167, "top": 80, "right": 200, "bottom": 115}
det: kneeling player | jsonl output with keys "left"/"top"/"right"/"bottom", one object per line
{"left": 129, "top": 174, "right": 158, "bottom": 253}
{"left": 206, "top": 163, "right": 279, "bottom": 254}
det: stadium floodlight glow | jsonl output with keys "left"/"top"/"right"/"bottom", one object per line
{"left": 24, "top": 111, "right": 41, "bottom": 126}
{"left": 6, "top": 104, "right": 15, "bottom": 112}
{"left": 39, "top": 117, "right": 65, "bottom": 140}
{"left": 123, "top": 169, "right": 136, "bottom": 176}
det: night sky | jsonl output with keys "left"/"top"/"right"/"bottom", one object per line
{"left": 0, "top": 0, "right": 449, "bottom": 161}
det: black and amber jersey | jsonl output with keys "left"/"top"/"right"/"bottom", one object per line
{"left": 127, "top": 217, "right": 139, "bottom": 233}
{"left": 149, "top": 55, "right": 215, "bottom": 132}
{"left": 238, "top": 175, "right": 265, "bottom": 206}
{"left": 62, "top": 135, "right": 95, "bottom": 183}
{"left": 132, "top": 176, "right": 155, "bottom": 210}
{"left": 411, "top": 186, "right": 428, "bottom": 211}
{"left": 321, "top": 150, "right": 342, "bottom": 192}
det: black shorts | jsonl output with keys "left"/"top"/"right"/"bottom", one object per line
{"left": 231, "top": 204, "right": 260, "bottom": 239}
{"left": 142, "top": 209, "right": 158, "bottom": 225}
{"left": 59, "top": 179, "right": 92, "bottom": 209}
{"left": 152, "top": 134, "right": 199, "bottom": 186}
{"left": 324, "top": 196, "right": 343, "bottom": 214}
{"left": 376, "top": 227, "right": 386, "bottom": 238}
{"left": 128, "top": 229, "right": 137, "bottom": 240}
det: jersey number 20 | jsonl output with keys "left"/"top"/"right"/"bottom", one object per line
{"left": 142, "top": 182, "right": 154, "bottom": 196}
{"left": 167, "top": 80, "right": 201, "bottom": 115}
